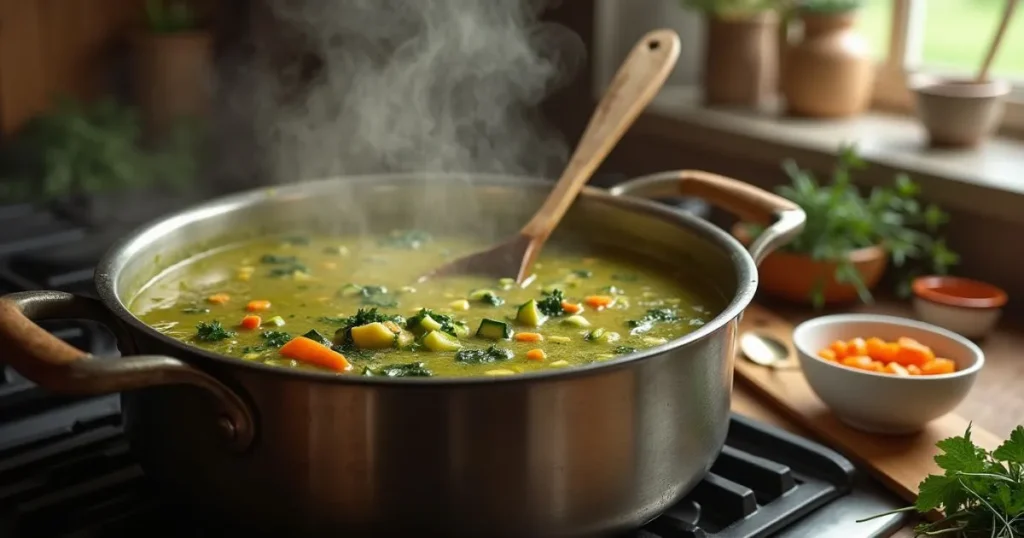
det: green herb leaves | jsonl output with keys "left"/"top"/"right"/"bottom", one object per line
{"left": 195, "top": 320, "right": 234, "bottom": 342}
{"left": 361, "top": 362, "right": 433, "bottom": 377}
{"left": 454, "top": 345, "right": 514, "bottom": 364}
{"left": 865, "top": 424, "right": 1024, "bottom": 538}
{"left": 537, "top": 289, "right": 567, "bottom": 317}
{"left": 627, "top": 308, "right": 680, "bottom": 335}
{"left": 242, "top": 330, "right": 291, "bottom": 354}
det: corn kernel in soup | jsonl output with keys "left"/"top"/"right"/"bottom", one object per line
{"left": 130, "top": 231, "right": 725, "bottom": 377}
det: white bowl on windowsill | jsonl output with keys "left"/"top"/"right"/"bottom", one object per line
{"left": 793, "top": 314, "right": 984, "bottom": 435}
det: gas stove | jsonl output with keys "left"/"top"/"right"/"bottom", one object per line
{"left": 0, "top": 186, "right": 910, "bottom": 538}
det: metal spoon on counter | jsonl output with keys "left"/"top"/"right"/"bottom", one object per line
{"left": 740, "top": 332, "right": 797, "bottom": 369}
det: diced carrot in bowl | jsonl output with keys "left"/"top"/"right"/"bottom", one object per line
{"left": 829, "top": 340, "right": 849, "bottom": 359}
{"left": 893, "top": 337, "right": 934, "bottom": 366}
{"left": 847, "top": 337, "right": 868, "bottom": 356}
{"left": 815, "top": 335, "right": 955, "bottom": 376}
{"left": 921, "top": 358, "right": 956, "bottom": 375}
{"left": 841, "top": 356, "right": 882, "bottom": 372}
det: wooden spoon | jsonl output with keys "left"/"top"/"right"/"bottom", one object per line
{"left": 976, "top": 0, "right": 1019, "bottom": 82}
{"left": 417, "top": 28, "right": 681, "bottom": 284}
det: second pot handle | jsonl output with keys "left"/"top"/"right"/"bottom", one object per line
{"left": 0, "top": 290, "right": 254, "bottom": 452}
{"left": 608, "top": 170, "right": 805, "bottom": 264}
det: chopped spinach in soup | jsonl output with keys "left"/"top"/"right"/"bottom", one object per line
{"left": 130, "top": 231, "right": 724, "bottom": 377}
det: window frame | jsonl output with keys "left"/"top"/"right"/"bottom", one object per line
{"left": 871, "top": 0, "right": 1024, "bottom": 137}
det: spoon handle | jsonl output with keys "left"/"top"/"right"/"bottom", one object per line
{"left": 520, "top": 29, "right": 681, "bottom": 241}
{"left": 976, "top": 0, "right": 1018, "bottom": 82}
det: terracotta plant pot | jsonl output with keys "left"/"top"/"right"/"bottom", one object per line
{"left": 134, "top": 30, "right": 213, "bottom": 137}
{"left": 912, "top": 76, "right": 1010, "bottom": 148}
{"left": 733, "top": 224, "right": 888, "bottom": 305}
{"left": 781, "top": 10, "right": 874, "bottom": 118}
{"left": 702, "top": 13, "right": 779, "bottom": 107}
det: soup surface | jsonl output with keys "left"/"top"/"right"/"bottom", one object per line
{"left": 130, "top": 231, "right": 726, "bottom": 377}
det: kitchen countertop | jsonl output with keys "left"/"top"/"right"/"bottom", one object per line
{"left": 730, "top": 296, "right": 1023, "bottom": 537}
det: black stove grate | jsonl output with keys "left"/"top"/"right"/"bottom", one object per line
{"left": 0, "top": 192, "right": 909, "bottom": 538}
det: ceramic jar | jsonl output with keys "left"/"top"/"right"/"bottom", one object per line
{"left": 781, "top": 11, "right": 874, "bottom": 118}
{"left": 703, "top": 13, "right": 780, "bottom": 108}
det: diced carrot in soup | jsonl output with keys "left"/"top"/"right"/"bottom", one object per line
{"left": 246, "top": 300, "right": 272, "bottom": 312}
{"left": 561, "top": 302, "right": 583, "bottom": 314}
{"left": 921, "top": 358, "right": 956, "bottom": 375}
{"left": 240, "top": 315, "right": 261, "bottom": 330}
{"left": 907, "top": 364, "right": 922, "bottom": 375}
{"left": 818, "top": 348, "right": 837, "bottom": 361}
{"left": 847, "top": 337, "right": 868, "bottom": 356}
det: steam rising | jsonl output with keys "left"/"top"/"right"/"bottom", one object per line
{"left": 224, "top": 0, "right": 584, "bottom": 184}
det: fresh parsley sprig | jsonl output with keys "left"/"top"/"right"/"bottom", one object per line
{"left": 859, "top": 424, "right": 1024, "bottom": 537}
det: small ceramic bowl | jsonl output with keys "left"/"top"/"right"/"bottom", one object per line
{"left": 793, "top": 314, "right": 984, "bottom": 434}
{"left": 911, "top": 76, "right": 1010, "bottom": 148}
{"left": 911, "top": 276, "right": 1007, "bottom": 339}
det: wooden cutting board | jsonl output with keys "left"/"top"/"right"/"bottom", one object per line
{"left": 734, "top": 304, "right": 1004, "bottom": 505}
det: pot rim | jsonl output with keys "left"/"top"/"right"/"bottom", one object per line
{"left": 95, "top": 173, "right": 758, "bottom": 386}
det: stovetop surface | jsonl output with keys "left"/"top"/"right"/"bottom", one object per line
{"left": 0, "top": 183, "right": 910, "bottom": 537}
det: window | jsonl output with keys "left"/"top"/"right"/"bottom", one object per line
{"left": 871, "top": 0, "right": 1024, "bottom": 135}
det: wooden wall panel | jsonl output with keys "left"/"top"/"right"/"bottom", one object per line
{"left": 0, "top": 0, "right": 140, "bottom": 135}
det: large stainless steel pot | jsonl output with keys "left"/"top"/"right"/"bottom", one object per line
{"left": 0, "top": 171, "right": 803, "bottom": 537}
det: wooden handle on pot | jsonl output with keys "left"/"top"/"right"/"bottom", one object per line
{"left": 0, "top": 291, "right": 255, "bottom": 451}
{"left": 608, "top": 170, "right": 806, "bottom": 265}
{"left": 519, "top": 28, "right": 681, "bottom": 241}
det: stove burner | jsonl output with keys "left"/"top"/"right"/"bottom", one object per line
{"left": 0, "top": 183, "right": 909, "bottom": 538}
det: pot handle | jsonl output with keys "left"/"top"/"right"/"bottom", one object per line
{"left": 0, "top": 290, "right": 254, "bottom": 452}
{"left": 607, "top": 170, "right": 805, "bottom": 264}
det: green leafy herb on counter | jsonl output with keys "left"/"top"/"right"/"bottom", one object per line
{"left": 858, "top": 424, "right": 1024, "bottom": 537}
{"left": 741, "top": 144, "right": 958, "bottom": 308}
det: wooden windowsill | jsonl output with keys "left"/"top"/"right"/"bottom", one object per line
{"left": 634, "top": 86, "right": 1024, "bottom": 224}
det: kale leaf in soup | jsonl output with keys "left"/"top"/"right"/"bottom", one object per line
{"left": 130, "top": 231, "right": 724, "bottom": 378}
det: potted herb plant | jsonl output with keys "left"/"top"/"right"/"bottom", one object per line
{"left": 134, "top": 0, "right": 211, "bottom": 137}
{"left": 781, "top": 0, "right": 875, "bottom": 118}
{"left": 680, "top": 0, "right": 790, "bottom": 107}
{"left": 734, "top": 145, "right": 959, "bottom": 308}
{"left": 0, "top": 97, "right": 201, "bottom": 223}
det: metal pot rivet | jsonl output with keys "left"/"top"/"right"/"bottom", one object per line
{"left": 218, "top": 416, "right": 237, "bottom": 441}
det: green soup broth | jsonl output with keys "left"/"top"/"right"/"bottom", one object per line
{"left": 129, "top": 231, "right": 727, "bottom": 378}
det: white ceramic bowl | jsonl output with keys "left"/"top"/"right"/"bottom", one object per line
{"left": 793, "top": 314, "right": 984, "bottom": 434}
